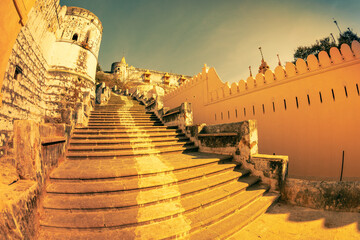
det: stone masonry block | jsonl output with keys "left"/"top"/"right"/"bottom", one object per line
{"left": 14, "top": 120, "right": 41, "bottom": 181}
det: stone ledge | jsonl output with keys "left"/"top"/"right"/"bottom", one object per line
{"left": 282, "top": 178, "right": 360, "bottom": 212}
{"left": 242, "top": 154, "right": 289, "bottom": 192}
{"left": 198, "top": 133, "right": 238, "bottom": 137}
{"left": 41, "top": 137, "right": 66, "bottom": 145}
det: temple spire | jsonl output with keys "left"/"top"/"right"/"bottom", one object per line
{"left": 258, "top": 47, "right": 270, "bottom": 74}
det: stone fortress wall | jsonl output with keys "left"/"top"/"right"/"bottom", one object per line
{"left": 0, "top": 0, "right": 102, "bottom": 157}
{"left": 164, "top": 42, "right": 360, "bottom": 181}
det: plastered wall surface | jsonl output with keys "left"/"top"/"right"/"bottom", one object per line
{"left": 164, "top": 42, "right": 360, "bottom": 180}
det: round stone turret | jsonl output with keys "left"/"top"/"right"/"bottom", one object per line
{"left": 51, "top": 6, "right": 103, "bottom": 81}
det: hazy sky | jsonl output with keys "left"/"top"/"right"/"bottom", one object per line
{"left": 60, "top": 0, "right": 360, "bottom": 83}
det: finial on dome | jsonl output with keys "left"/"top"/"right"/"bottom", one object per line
{"left": 120, "top": 56, "right": 126, "bottom": 65}
{"left": 259, "top": 47, "right": 264, "bottom": 61}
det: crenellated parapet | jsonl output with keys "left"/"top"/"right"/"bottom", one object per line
{"left": 65, "top": 7, "right": 103, "bottom": 32}
{"left": 165, "top": 41, "right": 360, "bottom": 104}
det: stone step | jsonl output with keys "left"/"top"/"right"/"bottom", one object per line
{"left": 92, "top": 108, "right": 147, "bottom": 112}
{"left": 66, "top": 145, "right": 199, "bottom": 159}
{"left": 73, "top": 126, "right": 176, "bottom": 134}
{"left": 46, "top": 164, "right": 246, "bottom": 194}
{"left": 92, "top": 109, "right": 147, "bottom": 113}
{"left": 72, "top": 128, "right": 179, "bottom": 134}
{"left": 189, "top": 192, "right": 279, "bottom": 239}
{"left": 87, "top": 121, "right": 163, "bottom": 125}
{"left": 69, "top": 136, "right": 189, "bottom": 145}
{"left": 86, "top": 124, "right": 164, "bottom": 128}
{"left": 37, "top": 215, "right": 190, "bottom": 240}
{"left": 89, "top": 116, "right": 159, "bottom": 120}
{"left": 89, "top": 116, "right": 159, "bottom": 122}
{"left": 90, "top": 112, "right": 154, "bottom": 116}
{"left": 44, "top": 170, "right": 253, "bottom": 212}
{"left": 67, "top": 141, "right": 194, "bottom": 152}
{"left": 70, "top": 132, "right": 184, "bottom": 140}
{"left": 49, "top": 153, "right": 233, "bottom": 179}
{"left": 39, "top": 183, "right": 271, "bottom": 238}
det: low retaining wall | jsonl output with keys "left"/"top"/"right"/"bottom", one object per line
{"left": 186, "top": 121, "right": 288, "bottom": 192}
{"left": 0, "top": 120, "right": 67, "bottom": 239}
{"left": 283, "top": 178, "right": 360, "bottom": 212}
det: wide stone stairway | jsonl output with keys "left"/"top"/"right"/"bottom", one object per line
{"left": 37, "top": 94, "right": 279, "bottom": 239}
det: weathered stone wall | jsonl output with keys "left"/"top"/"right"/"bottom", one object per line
{"left": 1, "top": 120, "right": 67, "bottom": 239}
{"left": 0, "top": 1, "right": 101, "bottom": 238}
{"left": 0, "top": 1, "right": 101, "bottom": 158}
{"left": 0, "top": 0, "right": 59, "bottom": 157}
{"left": 283, "top": 178, "right": 360, "bottom": 212}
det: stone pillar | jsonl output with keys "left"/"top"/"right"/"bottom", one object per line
{"left": 181, "top": 102, "right": 193, "bottom": 127}
{"left": 14, "top": 120, "right": 41, "bottom": 180}
{"left": 237, "top": 119, "right": 258, "bottom": 161}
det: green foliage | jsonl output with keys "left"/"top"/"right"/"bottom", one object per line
{"left": 293, "top": 29, "right": 360, "bottom": 61}
{"left": 338, "top": 29, "right": 360, "bottom": 46}
{"left": 293, "top": 37, "right": 336, "bottom": 61}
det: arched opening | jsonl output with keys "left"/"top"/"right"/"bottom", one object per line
{"left": 72, "top": 33, "right": 78, "bottom": 41}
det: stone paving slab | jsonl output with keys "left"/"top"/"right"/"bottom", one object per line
{"left": 229, "top": 202, "right": 360, "bottom": 240}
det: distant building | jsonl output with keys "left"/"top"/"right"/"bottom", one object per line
{"left": 108, "top": 57, "right": 191, "bottom": 95}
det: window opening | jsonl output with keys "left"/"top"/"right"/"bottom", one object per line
{"left": 14, "top": 65, "right": 23, "bottom": 80}
{"left": 72, "top": 33, "right": 78, "bottom": 41}
{"left": 295, "top": 97, "right": 299, "bottom": 108}
{"left": 344, "top": 86, "right": 348, "bottom": 98}
{"left": 272, "top": 102, "right": 275, "bottom": 112}
{"left": 307, "top": 94, "right": 311, "bottom": 105}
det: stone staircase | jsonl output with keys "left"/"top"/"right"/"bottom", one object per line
{"left": 37, "top": 94, "right": 279, "bottom": 239}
